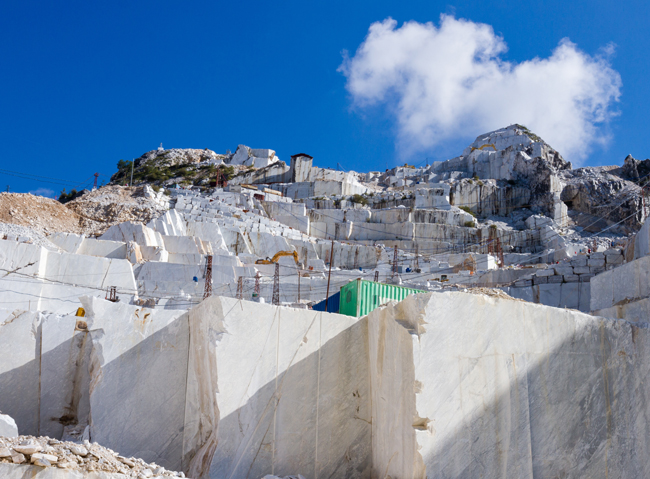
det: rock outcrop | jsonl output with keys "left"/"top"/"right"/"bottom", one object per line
{"left": 135, "top": 148, "right": 226, "bottom": 169}
{"left": 228, "top": 144, "right": 280, "bottom": 168}
{"left": 619, "top": 154, "right": 650, "bottom": 183}
{"left": 559, "top": 166, "right": 642, "bottom": 233}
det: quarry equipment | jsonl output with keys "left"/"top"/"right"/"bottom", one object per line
{"left": 272, "top": 263, "right": 280, "bottom": 305}
{"left": 255, "top": 250, "right": 299, "bottom": 265}
{"left": 338, "top": 278, "right": 425, "bottom": 317}
{"left": 105, "top": 286, "right": 119, "bottom": 302}
{"left": 203, "top": 255, "right": 213, "bottom": 299}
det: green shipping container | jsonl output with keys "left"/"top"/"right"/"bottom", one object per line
{"left": 338, "top": 279, "right": 426, "bottom": 317}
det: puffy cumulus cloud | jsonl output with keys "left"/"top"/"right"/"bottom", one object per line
{"left": 339, "top": 15, "right": 622, "bottom": 162}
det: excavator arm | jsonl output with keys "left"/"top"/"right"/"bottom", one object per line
{"left": 255, "top": 250, "right": 299, "bottom": 265}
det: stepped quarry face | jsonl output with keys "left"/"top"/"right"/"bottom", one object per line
{"left": 2, "top": 125, "right": 650, "bottom": 477}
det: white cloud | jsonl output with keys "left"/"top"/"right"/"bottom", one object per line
{"left": 339, "top": 15, "right": 622, "bottom": 162}
{"left": 29, "top": 187, "right": 55, "bottom": 197}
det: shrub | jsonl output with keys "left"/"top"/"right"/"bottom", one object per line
{"left": 349, "top": 194, "right": 369, "bottom": 206}
{"left": 218, "top": 165, "right": 236, "bottom": 181}
{"left": 464, "top": 221, "right": 475, "bottom": 227}
{"left": 459, "top": 206, "right": 476, "bottom": 217}
{"left": 58, "top": 188, "right": 85, "bottom": 204}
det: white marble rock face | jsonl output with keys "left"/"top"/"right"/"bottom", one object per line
{"left": 81, "top": 296, "right": 190, "bottom": 472}
{"left": 0, "top": 309, "right": 42, "bottom": 435}
{"left": 367, "top": 291, "right": 650, "bottom": 479}
{"left": 185, "top": 297, "right": 371, "bottom": 479}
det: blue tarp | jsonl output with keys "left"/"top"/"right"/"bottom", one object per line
{"left": 312, "top": 291, "right": 340, "bottom": 313}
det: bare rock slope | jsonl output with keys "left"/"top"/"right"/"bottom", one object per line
{"left": 65, "top": 186, "right": 168, "bottom": 234}
{"left": 0, "top": 186, "right": 167, "bottom": 238}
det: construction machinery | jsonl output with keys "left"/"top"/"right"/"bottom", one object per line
{"left": 256, "top": 250, "right": 299, "bottom": 265}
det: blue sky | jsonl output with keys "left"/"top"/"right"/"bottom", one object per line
{"left": 1, "top": 0, "right": 648, "bottom": 196}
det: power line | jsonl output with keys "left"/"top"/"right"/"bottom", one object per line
{"left": 0, "top": 168, "right": 91, "bottom": 188}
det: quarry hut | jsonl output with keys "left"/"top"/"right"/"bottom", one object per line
{"left": 339, "top": 278, "right": 425, "bottom": 317}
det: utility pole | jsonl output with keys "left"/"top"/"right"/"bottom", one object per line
{"left": 392, "top": 246, "right": 398, "bottom": 277}
{"left": 415, "top": 243, "right": 420, "bottom": 270}
{"left": 203, "top": 255, "right": 213, "bottom": 300}
{"left": 93, "top": 173, "right": 99, "bottom": 189}
{"left": 272, "top": 263, "right": 280, "bottom": 305}
{"left": 130, "top": 159, "right": 134, "bottom": 187}
{"left": 5, "top": 185, "right": 9, "bottom": 193}
{"left": 254, "top": 271, "right": 260, "bottom": 296}
{"left": 297, "top": 269, "right": 301, "bottom": 303}
{"left": 325, "top": 239, "right": 334, "bottom": 312}
{"left": 236, "top": 276, "right": 243, "bottom": 300}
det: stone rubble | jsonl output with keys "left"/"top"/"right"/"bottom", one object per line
{"left": 0, "top": 436, "right": 185, "bottom": 477}
{"left": 0, "top": 222, "right": 61, "bottom": 251}
{"left": 65, "top": 185, "right": 169, "bottom": 235}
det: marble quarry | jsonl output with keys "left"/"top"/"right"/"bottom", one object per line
{"left": 2, "top": 124, "right": 650, "bottom": 477}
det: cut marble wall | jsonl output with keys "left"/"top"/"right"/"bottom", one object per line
{"left": 367, "top": 292, "right": 650, "bottom": 479}
{"left": 186, "top": 297, "right": 371, "bottom": 479}
{"left": 591, "top": 255, "right": 650, "bottom": 320}
{"left": 100, "top": 222, "right": 164, "bottom": 248}
{"left": 39, "top": 312, "right": 91, "bottom": 440}
{"left": 0, "top": 240, "right": 136, "bottom": 313}
{"left": 69, "top": 296, "right": 370, "bottom": 478}
{"left": 0, "top": 309, "right": 91, "bottom": 440}
{"left": 81, "top": 297, "right": 189, "bottom": 471}
{"left": 504, "top": 282, "right": 591, "bottom": 312}
{"left": 0, "top": 309, "right": 42, "bottom": 436}
{"left": 50, "top": 233, "right": 127, "bottom": 259}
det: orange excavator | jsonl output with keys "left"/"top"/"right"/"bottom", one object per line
{"left": 255, "top": 250, "right": 299, "bottom": 265}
